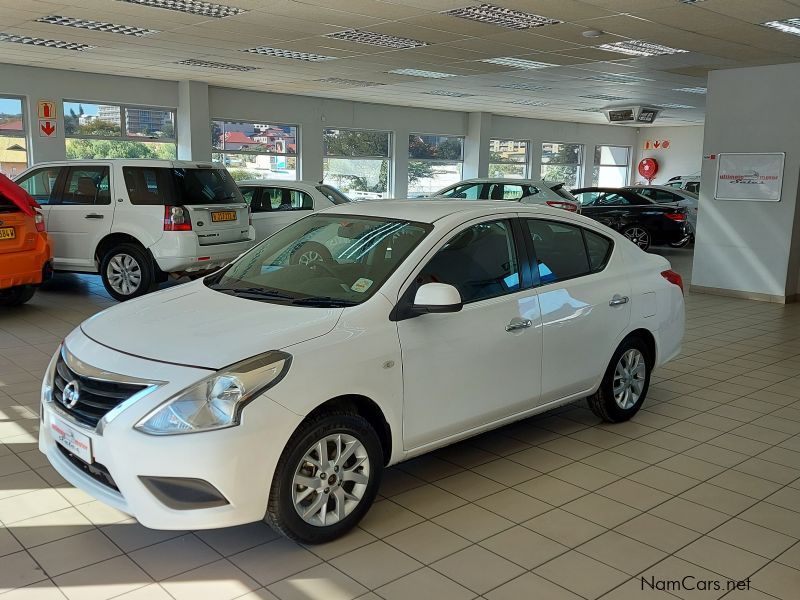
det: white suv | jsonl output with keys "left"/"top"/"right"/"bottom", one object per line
{"left": 430, "top": 178, "right": 579, "bottom": 211}
{"left": 14, "top": 160, "right": 255, "bottom": 301}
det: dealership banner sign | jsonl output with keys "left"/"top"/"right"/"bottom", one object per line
{"left": 715, "top": 153, "right": 785, "bottom": 202}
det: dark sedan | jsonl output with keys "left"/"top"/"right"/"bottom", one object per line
{"left": 571, "top": 187, "right": 691, "bottom": 251}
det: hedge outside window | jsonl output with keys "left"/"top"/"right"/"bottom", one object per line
{"left": 541, "top": 142, "right": 583, "bottom": 187}
{"left": 323, "top": 128, "right": 391, "bottom": 199}
{"left": 408, "top": 134, "right": 464, "bottom": 197}
{"left": 0, "top": 96, "right": 27, "bottom": 176}
{"left": 64, "top": 101, "right": 177, "bottom": 160}
{"left": 212, "top": 120, "right": 298, "bottom": 181}
{"left": 592, "top": 145, "right": 630, "bottom": 187}
{"left": 489, "top": 139, "right": 529, "bottom": 179}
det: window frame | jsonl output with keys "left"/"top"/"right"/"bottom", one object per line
{"left": 540, "top": 141, "right": 584, "bottom": 187}
{"left": 249, "top": 186, "right": 314, "bottom": 213}
{"left": 14, "top": 165, "right": 64, "bottom": 205}
{"left": 488, "top": 138, "right": 530, "bottom": 178}
{"left": 211, "top": 119, "right": 300, "bottom": 184}
{"left": 323, "top": 127, "right": 393, "bottom": 197}
{"left": 63, "top": 100, "right": 177, "bottom": 143}
{"left": 592, "top": 145, "right": 631, "bottom": 187}
{"left": 407, "top": 133, "right": 466, "bottom": 197}
{"left": 57, "top": 165, "right": 112, "bottom": 206}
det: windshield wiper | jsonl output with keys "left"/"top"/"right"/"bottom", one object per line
{"left": 213, "top": 286, "right": 296, "bottom": 300}
{"left": 291, "top": 297, "right": 357, "bottom": 307}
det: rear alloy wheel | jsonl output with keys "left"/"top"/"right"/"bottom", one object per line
{"left": 0, "top": 286, "right": 36, "bottom": 306}
{"left": 587, "top": 337, "right": 652, "bottom": 422}
{"left": 100, "top": 243, "right": 157, "bottom": 301}
{"left": 622, "top": 226, "right": 651, "bottom": 251}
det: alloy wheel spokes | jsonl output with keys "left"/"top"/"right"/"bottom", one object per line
{"left": 613, "top": 349, "right": 646, "bottom": 410}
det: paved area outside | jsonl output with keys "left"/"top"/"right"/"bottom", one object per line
{"left": 1, "top": 247, "right": 799, "bottom": 599}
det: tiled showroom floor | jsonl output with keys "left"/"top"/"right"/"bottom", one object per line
{"left": 1, "top": 249, "right": 800, "bottom": 600}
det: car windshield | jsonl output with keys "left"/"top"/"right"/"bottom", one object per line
{"left": 206, "top": 214, "right": 430, "bottom": 306}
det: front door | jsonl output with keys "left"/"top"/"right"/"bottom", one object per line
{"left": 48, "top": 165, "right": 114, "bottom": 271}
{"left": 397, "top": 217, "right": 543, "bottom": 449}
{"left": 14, "top": 165, "right": 64, "bottom": 230}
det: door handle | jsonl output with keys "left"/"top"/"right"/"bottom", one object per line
{"left": 85, "top": 213, "right": 104, "bottom": 219}
{"left": 506, "top": 318, "right": 533, "bottom": 332}
{"left": 609, "top": 295, "right": 629, "bottom": 306}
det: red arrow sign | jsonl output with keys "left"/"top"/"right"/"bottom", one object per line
{"left": 40, "top": 121, "right": 56, "bottom": 136}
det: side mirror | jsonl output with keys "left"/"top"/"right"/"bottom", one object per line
{"left": 412, "top": 283, "right": 463, "bottom": 314}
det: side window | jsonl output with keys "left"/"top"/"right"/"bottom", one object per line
{"left": 685, "top": 182, "right": 700, "bottom": 194}
{"left": 123, "top": 167, "right": 173, "bottom": 205}
{"left": 288, "top": 190, "right": 313, "bottom": 210}
{"left": 584, "top": 229, "right": 613, "bottom": 272}
{"left": 653, "top": 189, "right": 679, "bottom": 203}
{"left": 498, "top": 184, "right": 524, "bottom": 200}
{"left": 16, "top": 167, "right": 62, "bottom": 205}
{"left": 263, "top": 187, "right": 284, "bottom": 211}
{"left": 574, "top": 191, "right": 600, "bottom": 206}
{"left": 527, "top": 220, "right": 590, "bottom": 284}
{"left": 62, "top": 167, "right": 110, "bottom": 205}
{"left": 440, "top": 183, "right": 480, "bottom": 199}
{"left": 598, "top": 193, "right": 630, "bottom": 206}
{"left": 239, "top": 187, "right": 258, "bottom": 208}
{"left": 416, "top": 220, "right": 520, "bottom": 304}
{"left": 635, "top": 188, "right": 654, "bottom": 199}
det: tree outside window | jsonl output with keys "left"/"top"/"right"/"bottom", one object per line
{"left": 212, "top": 120, "right": 298, "bottom": 181}
{"left": 489, "top": 139, "right": 529, "bottom": 179}
{"left": 541, "top": 142, "right": 583, "bottom": 187}
{"left": 408, "top": 134, "right": 465, "bottom": 196}
{"left": 323, "top": 129, "right": 391, "bottom": 199}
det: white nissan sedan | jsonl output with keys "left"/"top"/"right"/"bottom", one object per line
{"left": 39, "top": 200, "right": 684, "bottom": 543}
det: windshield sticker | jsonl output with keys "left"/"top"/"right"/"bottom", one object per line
{"left": 351, "top": 278, "right": 373, "bottom": 293}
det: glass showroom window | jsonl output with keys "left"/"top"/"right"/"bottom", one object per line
{"left": 323, "top": 128, "right": 391, "bottom": 199}
{"left": 541, "top": 142, "right": 583, "bottom": 187}
{"left": 212, "top": 120, "right": 298, "bottom": 181}
{"left": 593, "top": 145, "right": 630, "bottom": 187}
{"left": 489, "top": 139, "right": 529, "bottom": 179}
{"left": 0, "top": 96, "right": 27, "bottom": 176}
{"left": 64, "top": 101, "right": 177, "bottom": 160}
{"left": 408, "top": 134, "right": 465, "bottom": 196}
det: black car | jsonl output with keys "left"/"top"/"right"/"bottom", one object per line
{"left": 570, "top": 187, "right": 691, "bottom": 251}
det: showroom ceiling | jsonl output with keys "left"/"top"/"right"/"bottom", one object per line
{"left": 3, "top": 0, "right": 800, "bottom": 125}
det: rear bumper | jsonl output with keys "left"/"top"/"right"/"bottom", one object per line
{"left": 150, "top": 228, "right": 256, "bottom": 273}
{"left": 0, "top": 235, "right": 52, "bottom": 289}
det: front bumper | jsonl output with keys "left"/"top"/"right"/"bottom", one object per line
{"left": 39, "top": 329, "right": 302, "bottom": 530}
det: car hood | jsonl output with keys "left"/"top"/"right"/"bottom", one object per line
{"left": 80, "top": 281, "right": 342, "bottom": 370}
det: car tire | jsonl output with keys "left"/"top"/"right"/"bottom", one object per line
{"left": 621, "top": 226, "right": 651, "bottom": 251}
{"left": 100, "top": 243, "right": 157, "bottom": 302}
{"left": 587, "top": 336, "right": 652, "bottom": 423}
{"left": 266, "top": 411, "right": 384, "bottom": 544}
{"left": 0, "top": 286, "right": 36, "bottom": 306}
{"left": 290, "top": 241, "right": 333, "bottom": 266}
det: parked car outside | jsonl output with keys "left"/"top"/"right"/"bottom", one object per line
{"left": 430, "top": 178, "right": 579, "bottom": 212}
{"left": 624, "top": 185, "right": 699, "bottom": 233}
{"left": 14, "top": 160, "right": 255, "bottom": 301}
{"left": 237, "top": 180, "right": 350, "bottom": 240}
{"left": 664, "top": 176, "right": 700, "bottom": 194}
{"left": 39, "top": 200, "right": 684, "bottom": 543}
{"left": 571, "top": 187, "right": 691, "bottom": 251}
{"left": 0, "top": 173, "right": 52, "bottom": 305}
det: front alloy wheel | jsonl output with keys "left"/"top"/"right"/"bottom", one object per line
{"left": 613, "top": 349, "right": 646, "bottom": 410}
{"left": 622, "top": 226, "right": 651, "bottom": 251}
{"left": 587, "top": 336, "right": 651, "bottom": 422}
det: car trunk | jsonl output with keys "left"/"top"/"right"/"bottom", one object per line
{"left": 184, "top": 203, "right": 250, "bottom": 245}
{"left": 0, "top": 203, "right": 36, "bottom": 255}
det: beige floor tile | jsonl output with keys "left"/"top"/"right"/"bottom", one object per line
{"left": 29, "top": 529, "right": 121, "bottom": 577}
{"left": 431, "top": 545, "right": 524, "bottom": 595}
{"left": 676, "top": 537, "right": 769, "bottom": 579}
{"left": 480, "top": 525, "right": 568, "bottom": 569}
{"left": 601, "top": 577, "right": 679, "bottom": 600}
{"left": 330, "top": 540, "right": 421, "bottom": 589}
{"left": 709, "top": 518, "right": 796, "bottom": 559}
{"left": 1, "top": 580, "right": 71, "bottom": 599}
{"left": 52, "top": 555, "right": 151, "bottom": 600}
{"left": 397, "top": 456, "right": 463, "bottom": 482}
{"left": 649, "top": 497, "right": 730, "bottom": 533}
{"left": 434, "top": 470, "right": 506, "bottom": 501}
{"left": 638, "top": 556, "right": 728, "bottom": 600}
{"left": 707, "top": 470, "right": 782, "bottom": 500}
{"left": 579, "top": 530, "right": 667, "bottom": 575}
{"left": 733, "top": 457, "right": 800, "bottom": 485}
{"left": 385, "top": 521, "right": 471, "bottom": 564}
{"left": 750, "top": 561, "right": 800, "bottom": 599}
{"left": 231, "top": 538, "right": 321, "bottom": 587}
{"left": 776, "top": 542, "right": 800, "bottom": 569}
{"left": 0, "top": 470, "right": 49, "bottom": 501}
{"left": 0, "top": 550, "right": 48, "bottom": 592}
{"left": 534, "top": 550, "right": 629, "bottom": 599}
{"left": 485, "top": 572, "right": 582, "bottom": 600}
{"left": 357, "top": 499, "right": 424, "bottom": 538}
{"left": 470, "top": 458, "right": 539, "bottom": 486}
{"left": 612, "top": 440, "right": 675, "bottom": 464}
{"left": 302, "top": 527, "right": 375, "bottom": 562}
{"left": 99, "top": 521, "right": 186, "bottom": 554}
{"left": 539, "top": 437, "right": 602, "bottom": 460}
{"left": 129, "top": 534, "right": 221, "bottom": 581}
{"left": 0, "top": 527, "right": 22, "bottom": 557}
{"left": 474, "top": 488, "right": 552, "bottom": 522}
{"left": 7, "top": 506, "right": 94, "bottom": 549}
{"left": 739, "top": 502, "right": 800, "bottom": 538}
{"left": 658, "top": 454, "right": 727, "bottom": 480}
{"left": 562, "top": 492, "right": 640, "bottom": 529}
{"left": 580, "top": 450, "right": 649, "bottom": 477}
{"left": 679, "top": 482, "right": 759, "bottom": 516}
{"left": 0, "top": 488, "right": 71, "bottom": 524}
{"left": 763, "top": 486, "right": 800, "bottom": 511}
{"left": 514, "top": 474, "right": 588, "bottom": 506}
{"left": 505, "top": 446, "right": 572, "bottom": 472}
{"left": 112, "top": 583, "right": 173, "bottom": 599}
{"left": 708, "top": 434, "right": 770, "bottom": 457}
{"left": 267, "top": 563, "right": 365, "bottom": 600}
{"left": 375, "top": 567, "right": 474, "bottom": 600}
{"left": 522, "top": 508, "right": 606, "bottom": 548}
{"left": 378, "top": 467, "right": 425, "bottom": 497}
{"left": 195, "top": 522, "right": 279, "bottom": 557}
{"left": 567, "top": 428, "right": 629, "bottom": 449}
{"left": 391, "top": 484, "right": 466, "bottom": 519}
{"left": 433, "top": 442, "right": 497, "bottom": 469}
{"left": 596, "top": 479, "right": 671, "bottom": 511}
{"left": 629, "top": 465, "right": 699, "bottom": 495}
{"left": 548, "top": 462, "right": 619, "bottom": 491}
{"left": 432, "top": 503, "right": 514, "bottom": 542}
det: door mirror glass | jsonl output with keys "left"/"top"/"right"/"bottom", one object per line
{"left": 413, "top": 283, "right": 462, "bottom": 313}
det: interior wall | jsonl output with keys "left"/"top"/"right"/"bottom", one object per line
{"left": 634, "top": 125, "right": 704, "bottom": 185}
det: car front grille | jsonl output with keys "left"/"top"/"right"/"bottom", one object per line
{"left": 56, "top": 443, "right": 120, "bottom": 492}
{"left": 52, "top": 355, "right": 147, "bottom": 428}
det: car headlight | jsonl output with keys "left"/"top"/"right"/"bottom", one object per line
{"left": 135, "top": 351, "right": 291, "bottom": 435}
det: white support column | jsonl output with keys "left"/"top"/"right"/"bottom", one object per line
{"left": 300, "top": 121, "right": 324, "bottom": 183}
{"left": 392, "top": 127, "right": 409, "bottom": 198}
{"left": 463, "top": 112, "right": 492, "bottom": 179}
{"left": 177, "top": 81, "right": 211, "bottom": 161}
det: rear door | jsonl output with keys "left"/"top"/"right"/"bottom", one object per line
{"left": 250, "top": 186, "right": 314, "bottom": 240}
{"left": 48, "top": 165, "right": 113, "bottom": 270}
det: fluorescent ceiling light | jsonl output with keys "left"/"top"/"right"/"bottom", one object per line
{"left": 389, "top": 68, "right": 458, "bottom": 78}
{"left": 580, "top": 94, "right": 628, "bottom": 101}
{"left": 424, "top": 90, "right": 474, "bottom": 97}
{"left": 326, "top": 30, "right": 427, "bottom": 48}
{"left": 37, "top": 15, "right": 159, "bottom": 36}
{"left": 509, "top": 99, "right": 548, "bottom": 106}
{"left": 177, "top": 58, "right": 257, "bottom": 71}
{"left": 762, "top": 18, "right": 800, "bottom": 37}
{"left": 482, "top": 57, "right": 555, "bottom": 69}
{"left": 0, "top": 33, "right": 93, "bottom": 51}
{"left": 657, "top": 103, "right": 694, "bottom": 109}
{"left": 445, "top": 4, "right": 561, "bottom": 30}
{"left": 115, "top": 0, "right": 245, "bottom": 18}
{"left": 597, "top": 40, "right": 689, "bottom": 56}
{"left": 496, "top": 82, "right": 551, "bottom": 91}
{"left": 582, "top": 73, "right": 652, "bottom": 83}
{"left": 317, "top": 77, "right": 384, "bottom": 87}
{"left": 673, "top": 86, "right": 707, "bottom": 94}
{"left": 242, "top": 47, "right": 335, "bottom": 61}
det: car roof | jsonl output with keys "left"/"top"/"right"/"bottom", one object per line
{"left": 25, "top": 159, "right": 221, "bottom": 168}
{"left": 237, "top": 179, "right": 318, "bottom": 186}
{"left": 447, "top": 178, "right": 561, "bottom": 186}
{"left": 624, "top": 185, "right": 686, "bottom": 192}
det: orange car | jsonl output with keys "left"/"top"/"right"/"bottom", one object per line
{"left": 0, "top": 173, "right": 52, "bottom": 306}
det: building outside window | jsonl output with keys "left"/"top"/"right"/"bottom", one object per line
{"left": 489, "top": 139, "right": 529, "bottom": 179}
{"left": 593, "top": 145, "right": 630, "bottom": 187}
{"left": 64, "top": 101, "right": 176, "bottom": 160}
{"left": 541, "top": 142, "right": 583, "bottom": 187}
{"left": 323, "top": 128, "right": 391, "bottom": 199}
{"left": 212, "top": 120, "right": 298, "bottom": 181}
{"left": 0, "top": 96, "right": 27, "bottom": 176}
{"left": 408, "top": 134, "right": 465, "bottom": 196}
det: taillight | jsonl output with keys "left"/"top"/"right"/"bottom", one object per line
{"left": 661, "top": 269, "right": 684, "bottom": 294}
{"left": 546, "top": 200, "right": 578, "bottom": 212}
{"left": 665, "top": 212, "right": 686, "bottom": 221}
{"left": 34, "top": 212, "right": 46, "bottom": 233}
{"left": 163, "top": 205, "right": 192, "bottom": 231}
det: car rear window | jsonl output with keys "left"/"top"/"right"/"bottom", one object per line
{"left": 0, "top": 197, "right": 20, "bottom": 212}
{"left": 124, "top": 167, "right": 243, "bottom": 205}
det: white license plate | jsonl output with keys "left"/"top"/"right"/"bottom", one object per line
{"left": 51, "top": 416, "right": 92, "bottom": 463}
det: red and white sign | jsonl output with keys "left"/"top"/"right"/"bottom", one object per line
{"left": 37, "top": 100, "right": 56, "bottom": 119}
{"left": 39, "top": 120, "right": 57, "bottom": 137}
{"left": 644, "top": 140, "right": 670, "bottom": 150}
{"left": 715, "top": 153, "right": 785, "bottom": 202}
